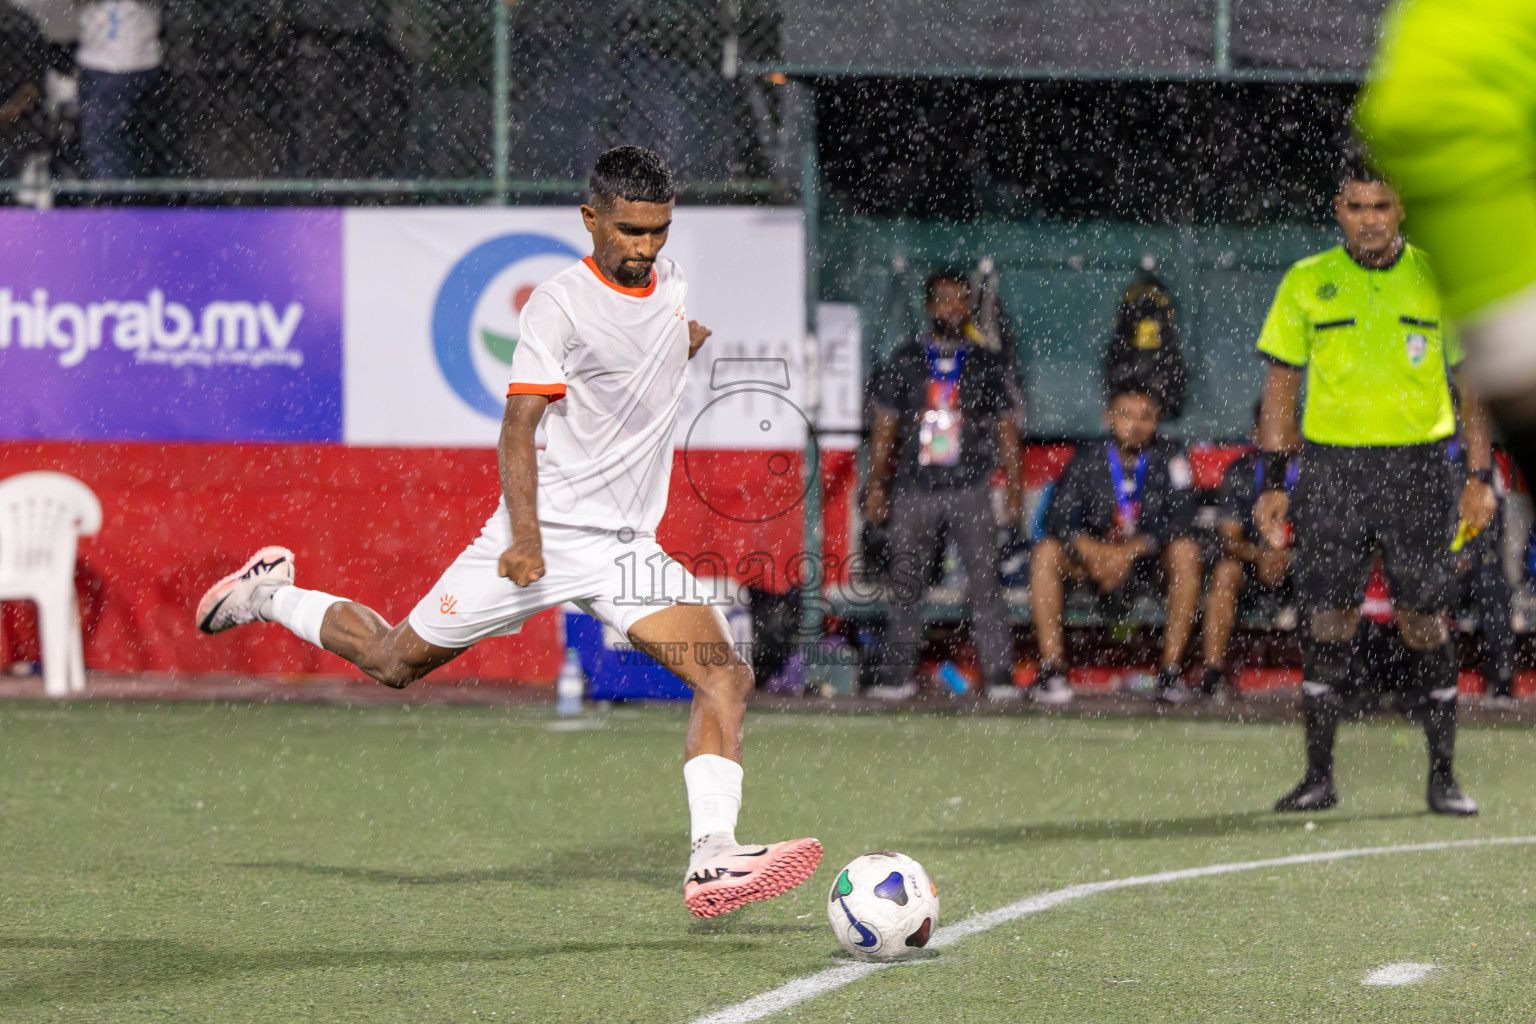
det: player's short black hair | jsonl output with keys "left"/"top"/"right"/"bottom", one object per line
{"left": 589, "top": 146, "right": 675, "bottom": 206}
{"left": 1337, "top": 146, "right": 1387, "bottom": 192}
{"left": 1106, "top": 378, "right": 1161, "bottom": 410}
{"left": 924, "top": 267, "right": 972, "bottom": 306}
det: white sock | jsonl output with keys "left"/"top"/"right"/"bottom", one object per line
{"left": 684, "top": 754, "right": 742, "bottom": 848}
{"left": 264, "top": 586, "right": 343, "bottom": 648}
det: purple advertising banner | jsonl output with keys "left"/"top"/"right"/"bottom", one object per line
{"left": 0, "top": 210, "right": 342, "bottom": 442}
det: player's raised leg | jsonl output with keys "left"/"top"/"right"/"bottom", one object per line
{"left": 626, "top": 602, "right": 823, "bottom": 919}
{"left": 195, "top": 546, "right": 464, "bottom": 688}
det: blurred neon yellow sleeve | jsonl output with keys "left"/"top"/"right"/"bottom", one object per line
{"left": 1357, "top": 0, "right": 1536, "bottom": 321}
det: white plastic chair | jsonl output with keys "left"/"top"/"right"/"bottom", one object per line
{"left": 0, "top": 472, "right": 102, "bottom": 697}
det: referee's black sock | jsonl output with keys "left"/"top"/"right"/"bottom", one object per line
{"left": 1301, "top": 638, "right": 1351, "bottom": 781}
{"left": 1399, "top": 640, "right": 1460, "bottom": 781}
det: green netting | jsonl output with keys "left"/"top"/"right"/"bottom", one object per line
{"left": 3, "top": 0, "right": 789, "bottom": 201}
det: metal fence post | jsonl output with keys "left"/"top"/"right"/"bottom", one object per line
{"left": 798, "top": 99, "right": 824, "bottom": 654}
{"left": 1214, "top": 0, "right": 1232, "bottom": 75}
{"left": 493, "top": 0, "right": 511, "bottom": 204}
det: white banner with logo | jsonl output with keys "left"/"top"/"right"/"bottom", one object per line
{"left": 343, "top": 207, "right": 814, "bottom": 450}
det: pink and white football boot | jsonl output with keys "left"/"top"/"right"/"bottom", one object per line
{"left": 195, "top": 546, "right": 294, "bottom": 634}
{"left": 684, "top": 836, "right": 823, "bottom": 918}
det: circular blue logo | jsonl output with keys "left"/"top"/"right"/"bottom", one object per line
{"left": 431, "top": 233, "right": 581, "bottom": 417}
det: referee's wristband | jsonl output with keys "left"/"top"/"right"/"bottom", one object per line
{"left": 1260, "top": 452, "right": 1289, "bottom": 492}
{"left": 1470, "top": 467, "right": 1494, "bottom": 485}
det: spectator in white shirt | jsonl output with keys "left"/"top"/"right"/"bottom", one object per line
{"left": 72, "top": 0, "right": 160, "bottom": 178}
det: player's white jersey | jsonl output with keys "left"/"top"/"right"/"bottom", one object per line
{"left": 507, "top": 255, "right": 690, "bottom": 534}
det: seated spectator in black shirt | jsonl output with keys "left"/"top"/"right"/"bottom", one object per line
{"left": 0, "top": 2, "right": 46, "bottom": 181}
{"left": 1028, "top": 384, "right": 1201, "bottom": 704}
{"left": 1199, "top": 406, "right": 1299, "bottom": 698}
{"left": 863, "top": 268, "right": 1025, "bottom": 700}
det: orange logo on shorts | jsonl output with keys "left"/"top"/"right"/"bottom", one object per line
{"left": 440, "top": 594, "right": 458, "bottom": 615}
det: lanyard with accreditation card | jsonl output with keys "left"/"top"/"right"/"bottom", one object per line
{"left": 918, "top": 342, "right": 964, "bottom": 467}
{"left": 1106, "top": 442, "right": 1148, "bottom": 539}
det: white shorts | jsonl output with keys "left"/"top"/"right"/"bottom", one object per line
{"left": 406, "top": 508, "right": 708, "bottom": 649}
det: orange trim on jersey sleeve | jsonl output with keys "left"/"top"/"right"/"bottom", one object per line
{"left": 506, "top": 383, "right": 567, "bottom": 401}
{"left": 582, "top": 256, "right": 657, "bottom": 298}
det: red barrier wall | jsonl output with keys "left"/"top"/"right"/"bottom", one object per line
{"left": 0, "top": 442, "right": 857, "bottom": 683}
{"left": 0, "top": 439, "right": 1277, "bottom": 682}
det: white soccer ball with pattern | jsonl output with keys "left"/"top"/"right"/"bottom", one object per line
{"left": 826, "top": 852, "right": 939, "bottom": 962}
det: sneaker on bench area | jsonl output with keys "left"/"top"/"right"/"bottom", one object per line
{"left": 1029, "top": 666, "right": 1073, "bottom": 706}
{"left": 1154, "top": 664, "right": 1192, "bottom": 705}
{"left": 864, "top": 680, "right": 919, "bottom": 701}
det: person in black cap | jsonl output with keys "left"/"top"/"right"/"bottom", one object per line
{"left": 1103, "top": 272, "right": 1188, "bottom": 420}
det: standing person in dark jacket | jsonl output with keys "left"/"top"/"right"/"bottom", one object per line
{"left": 863, "top": 268, "right": 1025, "bottom": 700}
{"left": 1028, "top": 383, "right": 1202, "bottom": 705}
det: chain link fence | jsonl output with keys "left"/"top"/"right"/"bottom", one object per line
{"left": 2, "top": 0, "right": 792, "bottom": 202}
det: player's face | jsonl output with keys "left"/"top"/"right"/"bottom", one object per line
{"left": 1107, "top": 393, "right": 1159, "bottom": 452}
{"left": 925, "top": 280, "right": 972, "bottom": 338}
{"left": 582, "top": 197, "right": 675, "bottom": 287}
{"left": 1334, "top": 180, "right": 1404, "bottom": 262}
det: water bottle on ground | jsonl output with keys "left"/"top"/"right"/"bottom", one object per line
{"left": 557, "top": 649, "right": 585, "bottom": 716}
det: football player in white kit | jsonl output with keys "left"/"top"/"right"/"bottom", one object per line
{"left": 195, "top": 147, "right": 823, "bottom": 918}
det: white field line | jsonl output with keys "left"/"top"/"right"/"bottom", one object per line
{"left": 1362, "top": 962, "right": 1438, "bottom": 986}
{"left": 688, "top": 836, "right": 1536, "bottom": 1024}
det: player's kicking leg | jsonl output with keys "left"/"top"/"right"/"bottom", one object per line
{"left": 626, "top": 603, "right": 823, "bottom": 918}
{"left": 194, "top": 546, "right": 463, "bottom": 687}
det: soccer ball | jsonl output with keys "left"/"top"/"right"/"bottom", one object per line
{"left": 826, "top": 852, "right": 939, "bottom": 962}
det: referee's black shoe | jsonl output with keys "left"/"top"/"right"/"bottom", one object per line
{"left": 1427, "top": 775, "right": 1479, "bottom": 817}
{"left": 1274, "top": 773, "right": 1338, "bottom": 813}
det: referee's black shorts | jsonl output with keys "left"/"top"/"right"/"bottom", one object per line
{"left": 1291, "top": 441, "right": 1459, "bottom": 614}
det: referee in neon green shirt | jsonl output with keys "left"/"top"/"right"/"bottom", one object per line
{"left": 1254, "top": 154, "right": 1496, "bottom": 817}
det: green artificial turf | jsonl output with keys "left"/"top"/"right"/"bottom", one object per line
{"left": 2, "top": 702, "right": 1535, "bottom": 1022}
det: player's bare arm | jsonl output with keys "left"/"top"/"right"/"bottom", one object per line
{"left": 1254, "top": 363, "right": 1302, "bottom": 549}
{"left": 995, "top": 415, "right": 1024, "bottom": 522}
{"left": 497, "top": 393, "right": 549, "bottom": 586}
{"left": 687, "top": 319, "right": 711, "bottom": 359}
{"left": 862, "top": 409, "right": 900, "bottom": 525}
{"left": 1455, "top": 368, "right": 1498, "bottom": 532}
